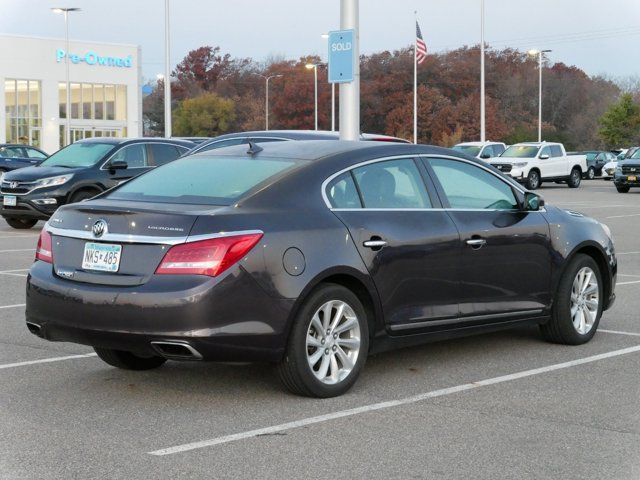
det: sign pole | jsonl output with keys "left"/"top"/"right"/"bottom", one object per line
{"left": 339, "top": 0, "right": 359, "bottom": 141}
{"left": 413, "top": 11, "right": 417, "bottom": 144}
{"left": 163, "top": 0, "right": 172, "bottom": 138}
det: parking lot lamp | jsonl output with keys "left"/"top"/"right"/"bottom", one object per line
{"left": 255, "top": 74, "right": 283, "bottom": 130}
{"left": 528, "top": 49, "right": 552, "bottom": 142}
{"left": 51, "top": 7, "right": 81, "bottom": 147}
{"left": 305, "top": 64, "right": 319, "bottom": 130}
{"left": 163, "top": 0, "right": 171, "bottom": 138}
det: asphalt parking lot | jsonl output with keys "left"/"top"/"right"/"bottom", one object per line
{"left": 1, "top": 180, "right": 640, "bottom": 479}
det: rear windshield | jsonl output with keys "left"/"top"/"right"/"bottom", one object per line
{"left": 452, "top": 145, "right": 481, "bottom": 156}
{"left": 501, "top": 145, "right": 540, "bottom": 158}
{"left": 107, "top": 155, "right": 299, "bottom": 205}
{"left": 40, "top": 142, "right": 115, "bottom": 168}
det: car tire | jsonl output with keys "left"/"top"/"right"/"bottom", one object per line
{"left": 616, "top": 186, "right": 630, "bottom": 193}
{"left": 567, "top": 168, "right": 581, "bottom": 188}
{"left": 540, "top": 254, "right": 603, "bottom": 345}
{"left": 70, "top": 189, "right": 100, "bottom": 204}
{"left": 586, "top": 167, "right": 595, "bottom": 180}
{"left": 525, "top": 170, "right": 540, "bottom": 190}
{"left": 277, "top": 283, "right": 369, "bottom": 398}
{"left": 5, "top": 217, "right": 38, "bottom": 229}
{"left": 94, "top": 347, "right": 167, "bottom": 370}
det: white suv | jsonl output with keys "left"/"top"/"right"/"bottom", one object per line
{"left": 452, "top": 141, "right": 507, "bottom": 161}
{"left": 491, "top": 142, "right": 587, "bottom": 190}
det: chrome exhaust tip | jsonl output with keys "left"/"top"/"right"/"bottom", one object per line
{"left": 26, "top": 321, "right": 43, "bottom": 337}
{"left": 150, "top": 340, "right": 203, "bottom": 360}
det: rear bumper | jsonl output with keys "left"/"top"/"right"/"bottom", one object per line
{"left": 26, "top": 261, "right": 294, "bottom": 362}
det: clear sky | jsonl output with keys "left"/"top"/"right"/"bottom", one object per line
{"left": 1, "top": 0, "right": 639, "bottom": 81}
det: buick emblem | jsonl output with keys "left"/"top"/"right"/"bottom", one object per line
{"left": 92, "top": 219, "right": 108, "bottom": 238}
{"left": 9, "top": 181, "right": 19, "bottom": 189}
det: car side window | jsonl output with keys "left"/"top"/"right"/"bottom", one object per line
{"left": 352, "top": 159, "right": 431, "bottom": 209}
{"left": 197, "top": 138, "right": 245, "bottom": 153}
{"left": 326, "top": 172, "right": 362, "bottom": 209}
{"left": 25, "top": 148, "right": 47, "bottom": 159}
{"left": 3, "top": 146, "right": 24, "bottom": 158}
{"left": 493, "top": 144, "right": 505, "bottom": 155}
{"left": 550, "top": 145, "right": 563, "bottom": 157}
{"left": 429, "top": 158, "right": 518, "bottom": 210}
{"left": 539, "top": 146, "right": 551, "bottom": 158}
{"left": 481, "top": 145, "right": 493, "bottom": 158}
{"left": 109, "top": 144, "right": 147, "bottom": 168}
{"left": 149, "top": 143, "right": 182, "bottom": 166}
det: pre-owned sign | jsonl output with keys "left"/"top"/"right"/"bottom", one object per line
{"left": 56, "top": 49, "right": 133, "bottom": 68}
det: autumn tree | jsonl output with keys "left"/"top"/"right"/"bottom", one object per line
{"left": 598, "top": 93, "right": 640, "bottom": 148}
{"left": 173, "top": 93, "right": 235, "bottom": 137}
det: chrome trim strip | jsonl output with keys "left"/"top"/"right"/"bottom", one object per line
{"left": 191, "top": 136, "right": 292, "bottom": 155}
{"left": 45, "top": 225, "right": 263, "bottom": 245}
{"left": 389, "top": 309, "right": 545, "bottom": 331}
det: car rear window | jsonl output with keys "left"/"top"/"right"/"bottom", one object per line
{"left": 107, "top": 155, "right": 299, "bottom": 205}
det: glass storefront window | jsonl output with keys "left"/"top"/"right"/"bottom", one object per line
{"left": 5, "top": 78, "right": 42, "bottom": 147}
{"left": 105, "top": 84, "right": 115, "bottom": 120}
{"left": 59, "top": 82, "right": 67, "bottom": 119}
{"left": 116, "top": 85, "right": 127, "bottom": 121}
{"left": 70, "top": 83, "right": 81, "bottom": 119}
{"left": 94, "top": 84, "right": 104, "bottom": 120}
{"left": 82, "top": 83, "right": 93, "bottom": 119}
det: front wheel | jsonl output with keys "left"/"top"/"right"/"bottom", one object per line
{"left": 525, "top": 170, "right": 540, "bottom": 190}
{"left": 5, "top": 217, "right": 37, "bottom": 229}
{"left": 616, "top": 186, "right": 630, "bottom": 193}
{"left": 568, "top": 168, "right": 582, "bottom": 188}
{"left": 94, "top": 347, "right": 166, "bottom": 370}
{"left": 69, "top": 189, "right": 100, "bottom": 204}
{"left": 278, "top": 284, "right": 369, "bottom": 398}
{"left": 540, "top": 254, "right": 602, "bottom": 345}
{"left": 586, "top": 167, "right": 595, "bottom": 180}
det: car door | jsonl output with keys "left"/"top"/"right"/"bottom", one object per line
{"left": 424, "top": 156, "right": 552, "bottom": 319}
{"left": 537, "top": 145, "right": 555, "bottom": 178}
{"left": 24, "top": 147, "right": 48, "bottom": 166}
{"left": 103, "top": 143, "right": 151, "bottom": 188}
{"left": 148, "top": 143, "right": 185, "bottom": 166}
{"left": 2, "top": 146, "right": 33, "bottom": 169}
{"left": 327, "top": 157, "right": 461, "bottom": 331}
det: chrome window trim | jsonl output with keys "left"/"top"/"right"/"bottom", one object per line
{"left": 45, "top": 224, "right": 263, "bottom": 246}
{"left": 191, "top": 136, "right": 292, "bottom": 155}
{"left": 321, "top": 153, "right": 530, "bottom": 211}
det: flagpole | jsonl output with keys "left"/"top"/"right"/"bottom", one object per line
{"left": 413, "top": 11, "right": 417, "bottom": 144}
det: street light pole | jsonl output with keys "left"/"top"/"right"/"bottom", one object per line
{"left": 164, "top": 0, "right": 171, "bottom": 138}
{"left": 340, "top": 0, "right": 359, "bottom": 141}
{"left": 529, "top": 49, "right": 552, "bottom": 142}
{"left": 256, "top": 74, "right": 282, "bottom": 130}
{"left": 480, "top": 0, "right": 486, "bottom": 142}
{"left": 305, "top": 64, "right": 319, "bottom": 131}
{"left": 52, "top": 7, "right": 80, "bottom": 147}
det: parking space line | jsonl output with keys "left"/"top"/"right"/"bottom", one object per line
{"left": 600, "top": 329, "right": 640, "bottom": 337}
{"left": 0, "top": 248, "right": 34, "bottom": 253}
{"left": 0, "top": 272, "right": 27, "bottom": 277}
{"left": 148, "top": 344, "right": 640, "bottom": 456}
{"left": 0, "top": 235, "right": 39, "bottom": 240}
{"left": 617, "top": 252, "right": 640, "bottom": 256}
{"left": 0, "top": 353, "right": 97, "bottom": 371}
{"left": 0, "top": 303, "right": 26, "bottom": 309}
{"left": 606, "top": 213, "right": 640, "bottom": 219}
{"left": 618, "top": 280, "right": 640, "bottom": 286}
{"left": 618, "top": 274, "right": 640, "bottom": 278}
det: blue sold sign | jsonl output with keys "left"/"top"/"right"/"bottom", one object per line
{"left": 328, "top": 29, "right": 355, "bottom": 83}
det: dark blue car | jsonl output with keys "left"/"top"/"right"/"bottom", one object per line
{"left": 0, "top": 144, "right": 48, "bottom": 182}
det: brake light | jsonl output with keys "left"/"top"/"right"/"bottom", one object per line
{"left": 35, "top": 229, "right": 53, "bottom": 263}
{"left": 155, "top": 233, "right": 263, "bottom": 277}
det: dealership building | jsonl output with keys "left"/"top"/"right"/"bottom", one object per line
{"left": 0, "top": 34, "right": 142, "bottom": 154}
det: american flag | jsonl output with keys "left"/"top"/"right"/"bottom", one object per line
{"left": 416, "top": 21, "right": 427, "bottom": 64}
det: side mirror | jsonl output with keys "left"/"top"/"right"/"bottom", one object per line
{"left": 108, "top": 160, "right": 128, "bottom": 172}
{"left": 539, "top": 154, "right": 550, "bottom": 160}
{"left": 524, "top": 192, "right": 544, "bottom": 211}
{"left": 480, "top": 153, "right": 491, "bottom": 159}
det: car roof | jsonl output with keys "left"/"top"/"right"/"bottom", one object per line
{"left": 196, "top": 130, "right": 409, "bottom": 144}
{"left": 75, "top": 137, "right": 196, "bottom": 147}
{"left": 0, "top": 143, "right": 43, "bottom": 149}
{"left": 455, "top": 141, "right": 504, "bottom": 146}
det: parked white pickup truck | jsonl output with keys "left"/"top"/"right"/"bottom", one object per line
{"left": 490, "top": 142, "right": 587, "bottom": 190}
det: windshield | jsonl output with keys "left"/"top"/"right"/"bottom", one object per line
{"left": 452, "top": 145, "right": 481, "bottom": 156}
{"left": 585, "top": 152, "right": 598, "bottom": 160}
{"left": 40, "top": 142, "right": 116, "bottom": 168}
{"left": 108, "top": 155, "right": 300, "bottom": 205}
{"left": 501, "top": 145, "right": 540, "bottom": 158}
{"left": 630, "top": 149, "right": 640, "bottom": 159}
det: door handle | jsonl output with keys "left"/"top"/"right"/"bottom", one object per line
{"left": 466, "top": 238, "right": 486, "bottom": 248}
{"left": 363, "top": 239, "right": 387, "bottom": 248}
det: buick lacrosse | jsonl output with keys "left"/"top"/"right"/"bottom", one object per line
{"left": 26, "top": 141, "right": 616, "bottom": 397}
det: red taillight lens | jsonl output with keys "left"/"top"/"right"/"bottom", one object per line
{"left": 35, "top": 229, "right": 53, "bottom": 263}
{"left": 155, "top": 233, "right": 263, "bottom": 277}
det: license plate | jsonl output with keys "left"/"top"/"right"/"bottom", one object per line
{"left": 3, "top": 195, "right": 16, "bottom": 207}
{"left": 82, "top": 242, "right": 122, "bottom": 272}
{"left": 628, "top": 175, "right": 637, "bottom": 182}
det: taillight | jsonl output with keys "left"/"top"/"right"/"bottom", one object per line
{"left": 36, "top": 229, "right": 53, "bottom": 263}
{"left": 155, "top": 232, "right": 263, "bottom": 277}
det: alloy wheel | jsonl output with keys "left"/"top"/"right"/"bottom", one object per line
{"left": 306, "top": 300, "right": 361, "bottom": 385}
{"left": 570, "top": 267, "right": 599, "bottom": 335}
